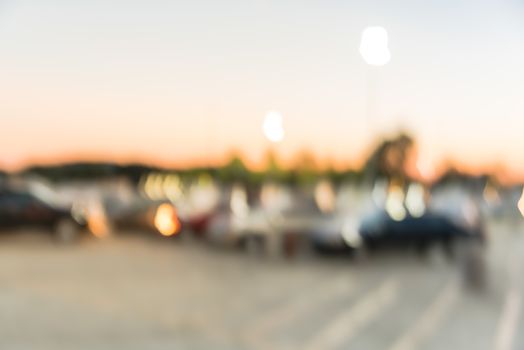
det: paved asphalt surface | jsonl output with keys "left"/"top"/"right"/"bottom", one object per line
{"left": 0, "top": 219, "right": 523, "bottom": 350}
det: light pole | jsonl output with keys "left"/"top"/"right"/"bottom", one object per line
{"left": 359, "top": 26, "right": 391, "bottom": 187}
{"left": 261, "top": 110, "right": 285, "bottom": 258}
{"left": 359, "top": 26, "right": 391, "bottom": 138}
{"left": 261, "top": 110, "right": 285, "bottom": 206}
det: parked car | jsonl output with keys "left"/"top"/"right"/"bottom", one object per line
{"left": 103, "top": 194, "right": 182, "bottom": 238}
{"left": 358, "top": 183, "right": 486, "bottom": 256}
{"left": 0, "top": 188, "right": 87, "bottom": 242}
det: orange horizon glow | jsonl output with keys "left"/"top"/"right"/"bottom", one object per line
{"left": 3, "top": 147, "right": 524, "bottom": 185}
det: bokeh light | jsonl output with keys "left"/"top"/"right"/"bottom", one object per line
{"left": 262, "top": 111, "right": 285, "bottom": 143}
{"left": 359, "top": 26, "right": 391, "bottom": 66}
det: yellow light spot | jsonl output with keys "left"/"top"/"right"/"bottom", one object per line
{"left": 154, "top": 203, "right": 180, "bottom": 236}
{"left": 164, "top": 174, "right": 183, "bottom": 202}
{"left": 386, "top": 185, "right": 406, "bottom": 221}
{"left": 230, "top": 184, "right": 249, "bottom": 217}
{"left": 342, "top": 219, "right": 362, "bottom": 248}
{"left": 87, "top": 200, "right": 110, "bottom": 238}
{"left": 406, "top": 183, "right": 426, "bottom": 217}
{"left": 315, "top": 179, "right": 336, "bottom": 213}
{"left": 144, "top": 173, "right": 157, "bottom": 199}
{"left": 518, "top": 187, "right": 524, "bottom": 217}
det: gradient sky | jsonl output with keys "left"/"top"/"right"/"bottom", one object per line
{"left": 1, "top": 0, "right": 523, "bottom": 177}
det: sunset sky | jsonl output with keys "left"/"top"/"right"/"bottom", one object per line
{"left": 1, "top": 0, "right": 523, "bottom": 178}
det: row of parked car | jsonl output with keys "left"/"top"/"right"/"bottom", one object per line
{"left": 0, "top": 177, "right": 487, "bottom": 261}
{"left": 198, "top": 181, "right": 487, "bottom": 259}
{"left": 0, "top": 177, "right": 184, "bottom": 243}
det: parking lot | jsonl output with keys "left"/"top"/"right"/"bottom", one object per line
{"left": 0, "top": 219, "right": 522, "bottom": 350}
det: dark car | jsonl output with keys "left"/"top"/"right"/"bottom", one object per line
{"left": 359, "top": 210, "right": 484, "bottom": 255}
{"left": 0, "top": 189, "right": 86, "bottom": 242}
{"left": 358, "top": 184, "right": 486, "bottom": 256}
{"left": 357, "top": 185, "right": 488, "bottom": 288}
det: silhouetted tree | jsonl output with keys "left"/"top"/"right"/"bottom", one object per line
{"left": 363, "top": 132, "right": 415, "bottom": 183}
{"left": 217, "top": 154, "right": 250, "bottom": 184}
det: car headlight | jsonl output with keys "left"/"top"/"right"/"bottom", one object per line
{"left": 341, "top": 219, "right": 362, "bottom": 248}
{"left": 70, "top": 202, "right": 87, "bottom": 225}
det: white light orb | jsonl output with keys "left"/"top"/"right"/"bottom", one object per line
{"left": 359, "top": 26, "right": 391, "bottom": 66}
{"left": 262, "top": 111, "right": 285, "bottom": 143}
{"left": 518, "top": 187, "right": 524, "bottom": 217}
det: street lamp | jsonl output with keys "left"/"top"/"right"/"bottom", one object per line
{"left": 359, "top": 26, "right": 391, "bottom": 66}
{"left": 261, "top": 110, "right": 284, "bottom": 175}
{"left": 360, "top": 26, "right": 390, "bottom": 185}
{"left": 261, "top": 110, "right": 285, "bottom": 178}
{"left": 262, "top": 111, "right": 285, "bottom": 143}
{"left": 261, "top": 110, "right": 285, "bottom": 257}
{"left": 359, "top": 26, "right": 391, "bottom": 136}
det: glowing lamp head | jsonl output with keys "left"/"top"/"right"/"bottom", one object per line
{"left": 359, "top": 26, "right": 391, "bottom": 66}
{"left": 262, "top": 111, "right": 285, "bottom": 143}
